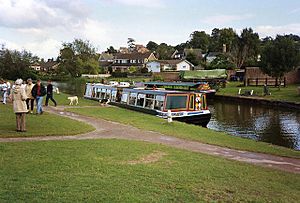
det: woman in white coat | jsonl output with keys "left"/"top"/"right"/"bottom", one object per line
{"left": 11, "top": 79, "right": 28, "bottom": 132}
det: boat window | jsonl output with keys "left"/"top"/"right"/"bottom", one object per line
{"left": 154, "top": 95, "right": 165, "bottom": 111}
{"left": 195, "top": 94, "right": 202, "bottom": 110}
{"left": 189, "top": 95, "right": 194, "bottom": 110}
{"left": 121, "top": 92, "right": 129, "bottom": 103}
{"left": 100, "top": 89, "right": 106, "bottom": 99}
{"left": 111, "top": 90, "right": 117, "bottom": 101}
{"left": 201, "top": 94, "right": 207, "bottom": 110}
{"left": 92, "top": 87, "right": 96, "bottom": 98}
{"left": 145, "top": 94, "right": 155, "bottom": 109}
{"left": 136, "top": 93, "right": 145, "bottom": 107}
{"left": 106, "top": 90, "right": 111, "bottom": 99}
{"left": 129, "top": 92, "right": 137, "bottom": 105}
{"left": 165, "top": 95, "right": 188, "bottom": 110}
{"left": 116, "top": 90, "right": 122, "bottom": 102}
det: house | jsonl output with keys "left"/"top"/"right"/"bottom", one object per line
{"left": 119, "top": 47, "right": 129, "bottom": 54}
{"left": 146, "top": 59, "right": 194, "bottom": 72}
{"left": 146, "top": 61, "right": 161, "bottom": 73}
{"left": 98, "top": 52, "right": 114, "bottom": 72}
{"left": 30, "top": 62, "right": 41, "bottom": 71}
{"left": 171, "top": 48, "right": 202, "bottom": 60}
{"left": 171, "top": 50, "right": 184, "bottom": 59}
{"left": 204, "top": 52, "right": 219, "bottom": 63}
{"left": 40, "top": 59, "right": 59, "bottom": 72}
{"left": 98, "top": 53, "right": 114, "bottom": 62}
{"left": 112, "top": 52, "right": 157, "bottom": 72}
{"left": 161, "top": 60, "right": 194, "bottom": 72}
{"left": 135, "top": 44, "right": 150, "bottom": 53}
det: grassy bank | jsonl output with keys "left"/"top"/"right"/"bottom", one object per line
{"left": 0, "top": 104, "right": 95, "bottom": 138}
{"left": 0, "top": 139, "right": 299, "bottom": 202}
{"left": 47, "top": 92, "right": 99, "bottom": 107}
{"left": 67, "top": 106, "right": 300, "bottom": 158}
{"left": 217, "top": 82, "right": 300, "bottom": 103}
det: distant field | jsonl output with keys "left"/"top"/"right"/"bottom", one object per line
{"left": 217, "top": 82, "right": 300, "bottom": 103}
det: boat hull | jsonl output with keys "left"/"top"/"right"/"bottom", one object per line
{"left": 173, "top": 113, "right": 211, "bottom": 127}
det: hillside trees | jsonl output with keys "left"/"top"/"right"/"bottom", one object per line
{"left": 0, "top": 45, "right": 38, "bottom": 80}
{"left": 58, "top": 39, "right": 99, "bottom": 77}
{"left": 260, "top": 35, "right": 300, "bottom": 88}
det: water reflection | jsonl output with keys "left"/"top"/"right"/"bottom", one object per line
{"left": 51, "top": 79, "right": 86, "bottom": 96}
{"left": 208, "top": 100, "right": 300, "bottom": 150}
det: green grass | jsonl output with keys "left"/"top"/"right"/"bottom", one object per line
{"left": 218, "top": 82, "right": 300, "bottom": 103}
{"left": 0, "top": 139, "right": 299, "bottom": 202}
{"left": 0, "top": 104, "right": 95, "bottom": 138}
{"left": 68, "top": 106, "right": 300, "bottom": 158}
{"left": 50, "top": 92, "right": 99, "bottom": 107}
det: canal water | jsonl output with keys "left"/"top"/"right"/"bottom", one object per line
{"left": 208, "top": 100, "right": 300, "bottom": 150}
{"left": 52, "top": 80, "right": 300, "bottom": 150}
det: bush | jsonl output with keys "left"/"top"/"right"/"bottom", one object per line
{"left": 112, "top": 72, "right": 128, "bottom": 78}
{"left": 152, "top": 75, "right": 164, "bottom": 81}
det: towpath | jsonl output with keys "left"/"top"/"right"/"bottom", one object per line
{"left": 0, "top": 106, "right": 299, "bottom": 174}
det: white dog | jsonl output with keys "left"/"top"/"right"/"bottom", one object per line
{"left": 68, "top": 96, "right": 78, "bottom": 105}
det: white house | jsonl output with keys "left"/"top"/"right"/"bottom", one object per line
{"left": 146, "top": 61, "right": 161, "bottom": 73}
{"left": 146, "top": 60, "right": 194, "bottom": 72}
{"left": 161, "top": 60, "right": 194, "bottom": 72}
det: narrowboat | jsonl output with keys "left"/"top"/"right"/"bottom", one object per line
{"left": 84, "top": 83, "right": 211, "bottom": 127}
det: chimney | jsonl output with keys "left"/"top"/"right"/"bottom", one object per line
{"left": 222, "top": 44, "right": 227, "bottom": 53}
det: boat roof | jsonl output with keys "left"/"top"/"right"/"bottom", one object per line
{"left": 86, "top": 83, "right": 195, "bottom": 95}
{"left": 144, "top": 81, "right": 206, "bottom": 88}
{"left": 122, "top": 88, "right": 190, "bottom": 95}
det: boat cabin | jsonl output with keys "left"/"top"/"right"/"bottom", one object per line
{"left": 85, "top": 83, "right": 208, "bottom": 112}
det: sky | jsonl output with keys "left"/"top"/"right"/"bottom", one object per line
{"left": 0, "top": 0, "right": 300, "bottom": 59}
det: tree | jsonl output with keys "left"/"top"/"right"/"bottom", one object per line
{"left": 155, "top": 43, "right": 175, "bottom": 60}
{"left": 231, "top": 28, "right": 260, "bottom": 69}
{"left": 260, "top": 35, "right": 300, "bottom": 89}
{"left": 59, "top": 39, "right": 99, "bottom": 77}
{"left": 106, "top": 46, "right": 117, "bottom": 54}
{"left": 207, "top": 54, "right": 236, "bottom": 70}
{"left": 146, "top": 41, "right": 158, "bottom": 52}
{"left": 210, "top": 28, "right": 237, "bottom": 52}
{"left": 127, "top": 38, "right": 136, "bottom": 52}
{"left": 174, "top": 42, "right": 188, "bottom": 52}
{"left": 62, "top": 39, "right": 96, "bottom": 61}
{"left": 188, "top": 31, "right": 210, "bottom": 52}
{"left": 186, "top": 52, "right": 201, "bottom": 66}
{"left": 0, "top": 46, "right": 38, "bottom": 80}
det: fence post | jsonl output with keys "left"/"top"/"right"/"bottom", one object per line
{"left": 167, "top": 110, "right": 173, "bottom": 123}
{"left": 275, "top": 78, "right": 278, "bottom": 87}
{"left": 256, "top": 78, "right": 258, "bottom": 86}
{"left": 284, "top": 77, "right": 286, "bottom": 87}
{"left": 265, "top": 78, "right": 268, "bottom": 85}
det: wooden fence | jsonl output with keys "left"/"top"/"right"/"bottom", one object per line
{"left": 245, "top": 77, "right": 286, "bottom": 87}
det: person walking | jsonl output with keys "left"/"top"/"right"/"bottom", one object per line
{"left": 1, "top": 79, "right": 8, "bottom": 104}
{"left": 31, "top": 79, "right": 46, "bottom": 115}
{"left": 25, "top": 78, "right": 35, "bottom": 114}
{"left": 45, "top": 80, "right": 57, "bottom": 107}
{"left": 11, "top": 79, "right": 28, "bottom": 132}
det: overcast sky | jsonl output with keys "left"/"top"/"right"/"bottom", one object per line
{"left": 1, "top": 0, "right": 300, "bottom": 59}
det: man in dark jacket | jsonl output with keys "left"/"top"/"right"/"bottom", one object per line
{"left": 45, "top": 80, "right": 57, "bottom": 107}
{"left": 31, "top": 79, "right": 46, "bottom": 114}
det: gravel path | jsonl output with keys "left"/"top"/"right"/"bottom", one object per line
{"left": 1, "top": 106, "right": 299, "bottom": 174}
